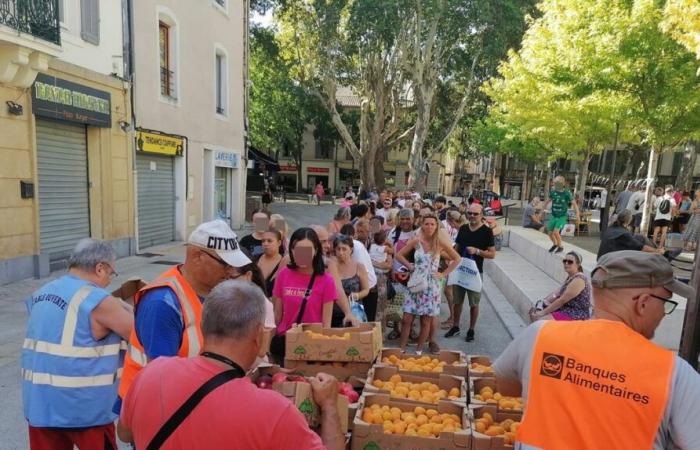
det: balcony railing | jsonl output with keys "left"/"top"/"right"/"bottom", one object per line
{"left": 0, "top": 0, "right": 61, "bottom": 45}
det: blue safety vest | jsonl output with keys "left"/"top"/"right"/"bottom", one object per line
{"left": 22, "top": 274, "right": 125, "bottom": 428}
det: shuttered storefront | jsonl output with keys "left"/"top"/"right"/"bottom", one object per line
{"left": 136, "top": 153, "right": 175, "bottom": 249}
{"left": 36, "top": 120, "right": 91, "bottom": 266}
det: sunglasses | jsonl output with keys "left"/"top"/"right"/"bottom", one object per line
{"left": 562, "top": 259, "right": 576, "bottom": 265}
{"left": 203, "top": 250, "right": 231, "bottom": 268}
{"left": 646, "top": 293, "right": 678, "bottom": 315}
{"left": 467, "top": 212, "right": 481, "bottom": 216}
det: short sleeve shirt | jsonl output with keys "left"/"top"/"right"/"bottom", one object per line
{"left": 549, "top": 189, "right": 573, "bottom": 218}
{"left": 240, "top": 234, "right": 264, "bottom": 259}
{"left": 272, "top": 268, "right": 337, "bottom": 334}
{"left": 121, "top": 357, "right": 326, "bottom": 450}
{"left": 493, "top": 321, "right": 700, "bottom": 450}
{"left": 654, "top": 195, "right": 676, "bottom": 221}
{"left": 454, "top": 224, "right": 494, "bottom": 273}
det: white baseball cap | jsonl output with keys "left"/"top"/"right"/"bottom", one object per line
{"left": 187, "top": 220, "right": 251, "bottom": 268}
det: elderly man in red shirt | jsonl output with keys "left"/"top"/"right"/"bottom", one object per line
{"left": 118, "top": 280, "right": 344, "bottom": 450}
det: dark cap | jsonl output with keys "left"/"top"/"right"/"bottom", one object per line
{"left": 591, "top": 251, "right": 695, "bottom": 299}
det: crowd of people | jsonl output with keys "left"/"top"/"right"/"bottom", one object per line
{"left": 18, "top": 182, "right": 700, "bottom": 450}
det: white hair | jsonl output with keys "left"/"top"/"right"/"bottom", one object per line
{"left": 68, "top": 238, "right": 116, "bottom": 271}
{"left": 202, "top": 280, "right": 266, "bottom": 340}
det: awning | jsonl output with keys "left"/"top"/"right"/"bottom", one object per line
{"left": 247, "top": 147, "right": 280, "bottom": 171}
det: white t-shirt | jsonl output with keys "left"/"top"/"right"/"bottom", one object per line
{"left": 442, "top": 220, "right": 459, "bottom": 243}
{"left": 368, "top": 244, "right": 388, "bottom": 274}
{"left": 627, "top": 191, "right": 646, "bottom": 214}
{"left": 654, "top": 194, "right": 676, "bottom": 221}
{"left": 352, "top": 240, "right": 377, "bottom": 288}
{"left": 376, "top": 208, "right": 390, "bottom": 221}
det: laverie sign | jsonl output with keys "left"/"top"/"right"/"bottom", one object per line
{"left": 32, "top": 74, "right": 112, "bottom": 127}
{"left": 214, "top": 150, "right": 239, "bottom": 169}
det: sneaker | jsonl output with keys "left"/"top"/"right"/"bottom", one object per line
{"left": 555, "top": 246, "right": 564, "bottom": 254}
{"left": 444, "top": 326, "right": 461, "bottom": 338}
{"left": 415, "top": 350, "right": 423, "bottom": 356}
{"left": 465, "top": 329, "right": 475, "bottom": 342}
{"left": 548, "top": 245, "right": 558, "bottom": 253}
{"left": 428, "top": 342, "right": 440, "bottom": 355}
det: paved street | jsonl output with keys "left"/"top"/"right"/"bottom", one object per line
{"left": 0, "top": 201, "right": 517, "bottom": 449}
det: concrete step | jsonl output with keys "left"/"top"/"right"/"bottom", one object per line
{"left": 484, "top": 247, "right": 561, "bottom": 323}
{"left": 493, "top": 226, "right": 686, "bottom": 351}
{"left": 481, "top": 273, "right": 527, "bottom": 338}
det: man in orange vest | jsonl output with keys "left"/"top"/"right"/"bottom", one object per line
{"left": 494, "top": 250, "right": 700, "bottom": 450}
{"left": 114, "top": 220, "right": 251, "bottom": 414}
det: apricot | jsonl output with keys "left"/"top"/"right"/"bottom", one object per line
{"left": 484, "top": 425, "right": 506, "bottom": 437}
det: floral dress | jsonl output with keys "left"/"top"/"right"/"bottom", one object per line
{"left": 683, "top": 201, "right": 700, "bottom": 244}
{"left": 403, "top": 243, "right": 441, "bottom": 316}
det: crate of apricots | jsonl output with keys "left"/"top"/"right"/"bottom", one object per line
{"left": 285, "top": 322, "right": 382, "bottom": 363}
{"left": 365, "top": 366, "right": 466, "bottom": 406}
{"left": 468, "top": 355, "right": 495, "bottom": 378}
{"left": 471, "top": 379, "right": 523, "bottom": 412}
{"left": 351, "top": 393, "right": 471, "bottom": 450}
{"left": 470, "top": 405, "right": 522, "bottom": 450}
{"left": 378, "top": 348, "right": 468, "bottom": 379}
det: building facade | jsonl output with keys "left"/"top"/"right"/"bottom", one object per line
{"left": 0, "top": 0, "right": 134, "bottom": 284}
{"left": 130, "top": 0, "right": 247, "bottom": 249}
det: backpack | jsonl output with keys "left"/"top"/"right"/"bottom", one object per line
{"left": 658, "top": 198, "right": 671, "bottom": 215}
{"left": 634, "top": 199, "right": 641, "bottom": 211}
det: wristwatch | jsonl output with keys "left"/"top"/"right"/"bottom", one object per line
{"left": 476, "top": 249, "right": 481, "bottom": 256}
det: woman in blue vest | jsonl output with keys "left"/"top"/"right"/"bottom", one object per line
{"left": 22, "top": 238, "right": 133, "bottom": 450}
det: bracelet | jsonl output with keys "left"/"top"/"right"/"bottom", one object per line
{"left": 476, "top": 249, "right": 481, "bottom": 256}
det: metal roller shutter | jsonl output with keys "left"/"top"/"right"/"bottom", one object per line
{"left": 136, "top": 153, "right": 175, "bottom": 248}
{"left": 36, "top": 120, "right": 91, "bottom": 265}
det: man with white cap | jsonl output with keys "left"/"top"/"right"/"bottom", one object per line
{"left": 115, "top": 220, "right": 251, "bottom": 413}
{"left": 494, "top": 251, "right": 700, "bottom": 449}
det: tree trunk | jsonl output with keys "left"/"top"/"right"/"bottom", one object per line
{"left": 374, "top": 149, "right": 386, "bottom": 190}
{"left": 358, "top": 146, "right": 377, "bottom": 193}
{"left": 544, "top": 163, "right": 552, "bottom": 202}
{"left": 676, "top": 141, "right": 698, "bottom": 192}
{"left": 576, "top": 150, "right": 592, "bottom": 198}
{"left": 640, "top": 147, "right": 661, "bottom": 233}
{"left": 521, "top": 163, "right": 528, "bottom": 203}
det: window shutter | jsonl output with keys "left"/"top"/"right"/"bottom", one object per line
{"left": 81, "top": 0, "right": 100, "bottom": 44}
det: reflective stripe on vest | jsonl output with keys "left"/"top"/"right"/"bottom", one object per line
{"left": 23, "top": 338, "right": 122, "bottom": 358}
{"left": 118, "top": 266, "right": 203, "bottom": 399}
{"left": 517, "top": 320, "right": 674, "bottom": 450}
{"left": 22, "top": 368, "right": 123, "bottom": 388}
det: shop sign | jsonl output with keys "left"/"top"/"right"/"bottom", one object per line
{"left": 280, "top": 165, "right": 298, "bottom": 172}
{"left": 32, "top": 73, "right": 111, "bottom": 127}
{"left": 308, "top": 167, "right": 329, "bottom": 174}
{"left": 136, "top": 129, "right": 184, "bottom": 156}
{"left": 215, "top": 150, "right": 239, "bottom": 168}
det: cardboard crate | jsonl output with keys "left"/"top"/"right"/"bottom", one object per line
{"left": 251, "top": 364, "right": 349, "bottom": 433}
{"left": 470, "top": 378, "right": 523, "bottom": 412}
{"left": 470, "top": 405, "right": 522, "bottom": 450}
{"left": 377, "top": 348, "right": 468, "bottom": 379}
{"left": 285, "top": 322, "right": 382, "bottom": 363}
{"left": 351, "top": 393, "right": 472, "bottom": 450}
{"left": 365, "top": 366, "right": 467, "bottom": 406}
{"left": 111, "top": 278, "right": 146, "bottom": 305}
{"left": 284, "top": 359, "right": 373, "bottom": 381}
{"left": 468, "top": 355, "right": 494, "bottom": 378}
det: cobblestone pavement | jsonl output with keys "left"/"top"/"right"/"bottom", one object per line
{"left": 0, "top": 201, "right": 517, "bottom": 449}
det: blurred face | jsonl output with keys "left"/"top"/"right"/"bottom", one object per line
{"left": 420, "top": 208, "right": 431, "bottom": 217}
{"left": 386, "top": 216, "right": 395, "bottom": 228}
{"left": 399, "top": 215, "right": 413, "bottom": 231}
{"left": 633, "top": 287, "right": 674, "bottom": 339}
{"left": 292, "top": 239, "right": 315, "bottom": 268}
{"left": 412, "top": 203, "right": 421, "bottom": 213}
{"left": 197, "top": 249, "right": 238, "bottom": 288}
{"left": 435, "top": 200, "right": 445, "bottom": 209}
{"left": 467, "top": 205, "right": 483, "bottom": 225}
{"left": 562, "top": 255, "right": 580, "bottom": 275}
{"left": 334, "top": 242, "right": 353, "bottom": 261}
{"left": 261, "top": 232, "right": 281, "bottom": 255}
{"left": 314, "top": 229, "right": 331, "bottom": 255}
{"left": 421, "top": 217, "right": 438, "bottom": 236}
{"left": 383, "top": 199, "right": 393, "bottom": 209}
{"left": 252, "top": 212, "right": 270, "bottom": 233}
{"left": 356, "top": 224, "right": 369, "bottom": 242}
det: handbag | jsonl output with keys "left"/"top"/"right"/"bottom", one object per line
{"left": 407, "top": 270, "right": 428, "bottom": 293}
{"left": 385, "top": 282, "right": 407, "bottom": 322}
{"left": 447, "top": 257, "right": 483, "bottom": 292}
{"left": 270, "top": 272, "right": 317, "bottom": 363}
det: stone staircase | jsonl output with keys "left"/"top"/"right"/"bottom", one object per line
{"left": 484, "top": 227, "right": 686, "bottom": 351}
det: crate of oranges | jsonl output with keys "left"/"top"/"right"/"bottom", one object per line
{"left": 365, "top": 366, "right": 467, "bottom": 406}
{"left": 352, "top": 394, "right": 471, "bottom": 450}
{"left": 378, "top": 348, "right": 468, "bottom": 379}
{"left": 470, "top": 405, "right": 522, "bottom": 450}
{"left": 470, "top": 379, "right": 523, "bottom": 412}
{"left": 285, "top": 323, "right": 382, "bottom": 363}
{"left": 468, "top": 355, "right": 495, "bottom": 378}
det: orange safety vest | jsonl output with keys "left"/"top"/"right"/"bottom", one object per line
{"left": 517, "top": 320, "right": 674, "bottom": 450}
{"left": 118, "top": 266, "right": 203, "bottom": 399}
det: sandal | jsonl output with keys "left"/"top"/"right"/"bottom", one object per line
{"left": 387, "top": 329, "right": 400, "bottom": 340}
{"left": 440, "top": 321, "right": 453, "bottom": 330}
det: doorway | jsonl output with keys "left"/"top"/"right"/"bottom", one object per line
{"left": 215, "top": 166, "right": 232, "bottom": 221}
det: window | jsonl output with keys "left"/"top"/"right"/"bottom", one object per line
{"left": 58, "top": 0, "right": 65, "bottom": 23}
{"left": 214, "top": 0, "right": 226, "bottom": 6}
{"left": 80, "top": 0, "right": 100, "bottom": 44}
{"left": 159, "top": 22, "right": 175, "bottom": 98}
{"left": 215, "top": 51, "right": 227, "bottom": 115}
{"left": 315, "top": 139, "right": 332, "bottom": 159}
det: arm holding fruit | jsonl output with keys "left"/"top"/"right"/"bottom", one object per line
{"left": 311, "top": 373, "right": 345, "bottom": 450}
{"left": 395, "top": 237, "right": 418, "bottom": 271}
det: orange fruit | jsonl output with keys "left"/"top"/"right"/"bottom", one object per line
{"left": 482, "top": 412, "right": 494, "bottom": 426}
{"left": 449, "top": 387, "right": 461, "bottom": 397}
{"left": 475, "top": 421, "right": 486, "bottom": 433}
{"left": 504, "top": 432, "right": 516, "bottom": 445}
{"left": 390, "top": 407, "right": 402, "bottom": 421}
{"left": 414, "top": 406, "right": 427, "bottom": 415}
{"left": 393, "top": 421, "right": 407, "bottom": 435}
{"left": 443, "top": 424, "right": 455, "bottom": 433}
{"left": 415, "top": 415, "right": 429, "bottom": 426}
{"left": 425, "top": 409, "right": 438, "bottom": 418}
{"left": 429, "top": 415, "right": 443, "bottom": 424}
{"left": 382, "top": 411, "right": 393, "bottom": 422}
{"left": 485, "top": 425, "right": 506, "bottom": 437}
{"left": 362, "top": 411, "right": 373, "bottom": 423}
{"left": 371, "top": 412, "right": 384, "bottom": 425}
{"left": 405, "top": 428, "right": 418, "bottom": 436}
{"left": 372, "top": 380, "right": 384, "bottom": 389}
{"left": 389, "top": 374, "right": 402, "bottom": 384}
{"left": 417, "top": 428, "right": 432, "bottom": 437}
{"left": 481, "top": 391, "right": 493, "bottom": 401}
